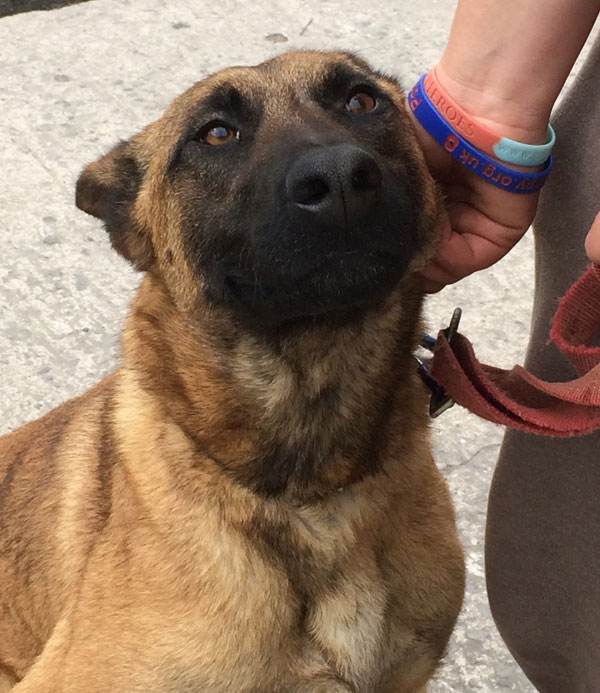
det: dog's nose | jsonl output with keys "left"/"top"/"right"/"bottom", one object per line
{"left": 286, "top": 145, "right": 382, "bottom": 227}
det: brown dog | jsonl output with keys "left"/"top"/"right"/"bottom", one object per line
{"left": 0, "top": 51, "right": 464, "bottom": 692}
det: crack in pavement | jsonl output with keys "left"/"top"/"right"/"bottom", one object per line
{"left": 444, "top": 443, "right": 501, "bottom": 475}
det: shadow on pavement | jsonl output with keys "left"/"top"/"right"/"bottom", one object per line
{"left": 0, "top": 0, "right": 92, "bottom": 18}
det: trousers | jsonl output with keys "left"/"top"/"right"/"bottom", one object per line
{"left": 486, "top": 34, "right": 600, "bottom": 693}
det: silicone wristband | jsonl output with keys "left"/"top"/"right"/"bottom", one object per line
{"left": 409, "top": 76, "right": 553, "bottom": 194}
{"left": 424, "top": 68, "right": 555, "bottom": 167}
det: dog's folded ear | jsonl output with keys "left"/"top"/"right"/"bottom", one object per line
{"left": 76, "top": 140, "right": 155, "bottom": 271}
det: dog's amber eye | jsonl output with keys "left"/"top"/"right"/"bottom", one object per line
{"left": 202, "top": 122, "right": 239, "bottom": 146}
{"left": 346, "top": 90, "right": 376, "bottom": 115}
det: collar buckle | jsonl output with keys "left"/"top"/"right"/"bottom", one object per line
{"left": 417, "top": 307, "right": 462, "bottom": 418}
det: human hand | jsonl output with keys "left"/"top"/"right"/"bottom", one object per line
{"left": 410, "top": 114, "right": 542, "bottom": 293}
{"left": 409, "top": 62, "right": 555, "bottom": 293}
{"left": 410, "top": 0, "right": 600, "bottom": 292}
{"left": 585, "top": 212, "right": 600, "bottom": 264}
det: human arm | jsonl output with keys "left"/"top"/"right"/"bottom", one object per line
{"left": 414, "top": 0, "right": 600, "bottom": 290}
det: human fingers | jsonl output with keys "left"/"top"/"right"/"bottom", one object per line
{"left": 584, "top": 211, "right": 600, "bottom": 264}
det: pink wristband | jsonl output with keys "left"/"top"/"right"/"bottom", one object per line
{"left": 424, "top": 67, "right": 555, "bottom": 167}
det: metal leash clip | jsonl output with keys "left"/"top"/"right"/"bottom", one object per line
{"left": 416, "top": 307, "right": 462, "bottom": 418}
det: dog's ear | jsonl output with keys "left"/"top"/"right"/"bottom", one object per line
{"left": 76, "top": 140, "right": 155, "bottom": 271}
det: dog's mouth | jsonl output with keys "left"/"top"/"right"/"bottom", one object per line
{"left": 203, "top": 153, "right": 422, "bottom": 327}
{"left": 220, "top": 247, "right": 410, "bottom": 325}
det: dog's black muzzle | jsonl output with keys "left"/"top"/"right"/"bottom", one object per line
{"left": 216, "top": 143, "right": 419, "bottom": 325}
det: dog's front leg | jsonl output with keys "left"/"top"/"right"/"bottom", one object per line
{"left": 0, "top": 674, "right": 16, "bottom": 693}
{"left": 389, "top": 686, "right": 428, "bottom": 693}
{"left": 7, "top": 618, "right": 73, "bottom": 693}
{"left": 285, "top": 677, "right": 354, "bottom": 692}
{"left": 381, "top": 678, "right": 428, "bottom": 693}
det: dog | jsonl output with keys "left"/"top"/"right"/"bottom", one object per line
{"left": 0, "top": 50, "right": 465, "bottom": 692}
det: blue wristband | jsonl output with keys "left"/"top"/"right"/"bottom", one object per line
{"left": 409, "top": 75, "right": 552, "bottom": 194}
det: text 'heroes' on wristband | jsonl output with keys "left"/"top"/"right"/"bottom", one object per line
{"left": 423, "top": 68, "right": 556, "bottom": 167}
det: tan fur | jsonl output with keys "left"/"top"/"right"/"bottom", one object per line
{"left": 0, "top": 51, "right": 464, "bottom": 692}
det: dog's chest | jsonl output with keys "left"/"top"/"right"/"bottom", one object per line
{"left": 306, "top": 564, "right": 389, "bottom": 689}
{"left": 283, "top": 500, "right": 399, "bottom": 690}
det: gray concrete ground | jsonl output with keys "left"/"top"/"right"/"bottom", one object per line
{"left": 0, "top": 1, "right": 598, "bottom": 690}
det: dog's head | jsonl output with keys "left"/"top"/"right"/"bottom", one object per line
{"left": 76, "top": 51, "right": 441, "bottom": 328}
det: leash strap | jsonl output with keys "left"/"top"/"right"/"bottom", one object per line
{"left": 429, "top": 265, "right": 600, "bottom": 437}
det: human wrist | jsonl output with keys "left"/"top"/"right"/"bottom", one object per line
{"left": 408, "top": 74, "right": 553, "bottom": 193}
{"left": 434, "top": 60, "right": 552, "bottom": 148}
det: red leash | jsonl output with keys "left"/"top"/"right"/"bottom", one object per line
{"left": 427, "top": 265, "right": 600, "bottom": 437}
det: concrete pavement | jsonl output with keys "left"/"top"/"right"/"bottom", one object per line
{"left": 1, "top": 1, "right": 597, "bottom": 689}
